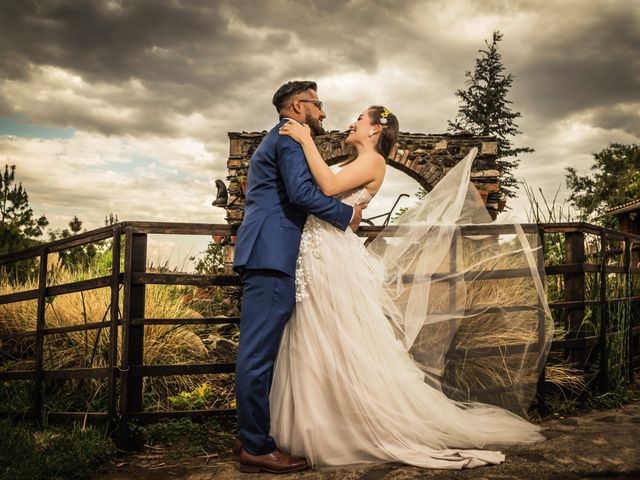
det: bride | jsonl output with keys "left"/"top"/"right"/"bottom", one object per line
{"left": 271, "top": 106, "right": 553, "bottom": 470}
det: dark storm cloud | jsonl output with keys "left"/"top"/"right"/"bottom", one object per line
{"left": 590, "top": 104, "right": 640, "bottom": 137}
{"left": 0, "top": 0, "right": 229, "bottom": 83}
{"left": 0, "top": 0, "right": 290, "bottom": 135}
{"left": 0, "top": 0, "right": 638, "bottom": 140}
{"left": 0, "top": 0, "right": 417, "bottom": 136}
{"left": 508, "top": 2, "right": 640, "bottom": 135}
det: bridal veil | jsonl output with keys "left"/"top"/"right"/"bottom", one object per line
{"left": 368, "top": 147, "right": 553, "bottom": 415}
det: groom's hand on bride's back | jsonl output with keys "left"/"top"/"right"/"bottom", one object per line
{"left": 349, "top": 202, "right": 368, "bottom": 232}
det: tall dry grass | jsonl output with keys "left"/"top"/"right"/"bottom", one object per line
{"left": 409, "top": 231, "right": 586, "bottom": 413}
{"left": 0, "top": 252, "right": 225, "bottom": 411}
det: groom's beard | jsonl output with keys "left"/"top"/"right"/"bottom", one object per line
{"left": 305, "top": 111, "right": 325, "bottom": 136}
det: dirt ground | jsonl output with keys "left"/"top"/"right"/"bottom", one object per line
{"left": 93, "top": 393, "right": 640, "bottom": 480}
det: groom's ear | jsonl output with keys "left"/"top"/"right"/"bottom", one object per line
{"left": 290, "top": 99, "right": 303, "bottom": 115}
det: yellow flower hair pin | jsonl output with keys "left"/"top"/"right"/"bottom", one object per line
{"left": 379, "top": 107, "right": 393, "bottom": 125}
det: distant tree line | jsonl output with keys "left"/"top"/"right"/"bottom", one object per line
{"left": 0, "top": 164, "right": 119, "bottom": 280}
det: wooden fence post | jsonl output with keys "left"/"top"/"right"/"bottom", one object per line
{"left": 107, "top": 228, "right": 121, "bottom": 435}
{"left": 564, "top": 232, "right": 587, "bottom": 368}
{"left": 599, "top": 233, "right": 609, "bottom": 393}
{"left": 443, "top": 229, "right": 459, "bottom": 395}
{"left": 536, "top": 226, "right": 548, "bottom": 415}
{"left": 118, "top": 228, "right": 146, "bottom": 450}
{"left": 33, "top": 247, "right": 48, "bottom": 422}
{"left": 624, "top": 238, "right": 633, "bottom": 384}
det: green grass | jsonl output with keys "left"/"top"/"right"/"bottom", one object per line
{"left": 0, "top": 419, "right": 113, "bottom": 480}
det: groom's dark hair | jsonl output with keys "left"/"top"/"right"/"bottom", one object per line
{"left": 272, "top": 80, "right": 317, "bottom": 112}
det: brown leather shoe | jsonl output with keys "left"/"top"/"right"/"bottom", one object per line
{"left": 237, "top": 448, "right": 309, "bottom": 474}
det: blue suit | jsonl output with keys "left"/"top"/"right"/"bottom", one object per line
{"left": 233, "top": 119, "right": 353, "bottom": 455}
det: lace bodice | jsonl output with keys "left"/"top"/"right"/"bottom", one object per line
{"left": 295, "top": 165, "right": 374, "bottom": 302}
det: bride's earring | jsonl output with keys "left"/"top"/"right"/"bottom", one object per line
{"left": 368, "top": 129, "right": 375, "bottom": 137}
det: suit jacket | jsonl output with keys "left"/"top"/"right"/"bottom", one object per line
{"left": 233, "top": 119, "right": 353, "bottom": 277}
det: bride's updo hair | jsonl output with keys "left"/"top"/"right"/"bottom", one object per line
{"left": 368, "top": 106, "right": 399, "bottom": 159}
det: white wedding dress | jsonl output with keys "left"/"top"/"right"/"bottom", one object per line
{"left": 270, "top": 152, "right": 550, "bottom": 470}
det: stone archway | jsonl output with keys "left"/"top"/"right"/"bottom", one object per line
{"left": 220, "top": 130, "right": 501, "bottom": 272}
{"left": 224, "top": 130, "right": 501, "bottom": 224}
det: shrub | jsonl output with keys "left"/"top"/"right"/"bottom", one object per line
{"left": 0, "top": 419, "right": 113, "bottom": 480}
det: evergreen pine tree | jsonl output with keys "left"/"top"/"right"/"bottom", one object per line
{"left": 448, "top": 31, "right": 533, "bottom": 198}
{"left": 0, "top": 164, "right": 48, "bottom": 254}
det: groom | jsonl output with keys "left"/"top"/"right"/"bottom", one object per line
{"left": 232, "top": 80, "right": 364, "bottom": 473}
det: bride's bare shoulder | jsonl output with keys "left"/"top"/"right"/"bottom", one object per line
{"left": 355, "top": 151, "right": 386, "bottom": 168}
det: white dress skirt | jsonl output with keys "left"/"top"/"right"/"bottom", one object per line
{"left": 269, "top": 180, "right": 546, "bottom": 470}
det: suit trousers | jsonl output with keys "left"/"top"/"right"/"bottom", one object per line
{"left": 235, "top": 268, "right": 296, "bottom": 455}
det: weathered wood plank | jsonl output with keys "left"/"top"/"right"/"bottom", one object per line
{"left": 48, "top": 229, "right": 116, "bottom": 253}
{"left": 0, "top": 371, "right": 34, "bottom": 380}
{"left": 47, "top": 275, "right": 114, "bottom": 296}
{"left": 0, "top": 330, "right": 36, "bottom": 340}
{"left": 624, "top": 239, "right": 633, "bottom": 383}
{"left": 33, "top": 248, "right": 48, "bottom": 421}
{"left": 131, "top": 273, "right": 242, "bottom": 287}
{"left": 0, "top": 247, "right": 41, "bottom": 265}
{"left": 564, "top": 232, "right": 587, "bottom": 368}
{"left": 0, "top": 289, "right": 38, "bottom": 305}
{"left": 464, "top": 305, "right": 540, "bottom": 315}
{"left": 552, "top": 335, "right": 600, "bottom": 349}
{"left": 357, "top": 224, "right": 539, "bottom": 238}
{"left": 549, "top": 297, "right": 640, "bottom": 309}
{"left": 108, "top": 228, "right": 121, "bottom": 433}
{"left": 130, "top": 317, "right": 240, "bottom": 326}
{"left": 119, "top": 228, "right": 146, "bottom": 451}
{"left": 129, "top": 363, "right": 236, "bottom": 377}
{"left": 42, "top": 368, "right": 111, "bottom": 379}
{"left": 599, "top": 233, "right": 609, "bottom": 392}
{"left": 604, "top": 265, "right": 627, "bottom": 274}
{"left": 402, "top": 268, "right": 535, "bottom": 283}
{"left": 536, "top": 225, "right": 548, "bottom": 415}
{"left": 545, "top": 263, "right": 600, "bottom": 275}
{"left": 43, "top": 321, "right": 111, "bottom": 336}
{"left": 127, "top": 221, "right": 238, "bottom": 235}
{"left": 448, "top": 343, "right": 536, "bottom": 360}
{"left": 48, "top": 412, "right": 109, "bottom": 422}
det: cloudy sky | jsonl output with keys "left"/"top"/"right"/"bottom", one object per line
{"left": 1, "top": 0, "right": 638, "bottom": 268}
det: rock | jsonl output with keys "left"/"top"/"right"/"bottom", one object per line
{"left": 470, "top": 169, "right": 501, "bottom": 178}
{"left": 207, "top": 337, "right": 238, "bottom": 360}
{"left": 481, "top": 141, "right": 498, "bottom": 155}
{"left": 434, "top": 140, "right": 448, "bottom": 150}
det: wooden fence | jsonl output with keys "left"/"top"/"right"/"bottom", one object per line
{"left": 0, "top": 221, "right": 639, "bottom": 450}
